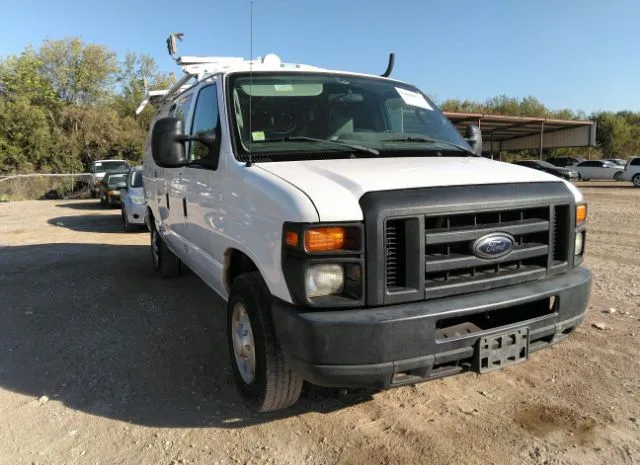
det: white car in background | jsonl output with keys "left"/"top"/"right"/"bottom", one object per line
{"left": 120, "top": 166, "right": 145, "bottom": 232}
{"left": 622, "top": 156, "right": 640, "bottom": 187}
{"left": 90, "top": 159, "right": 130, "bottom": 197}
{"left": 573, "top": 160, "right": 624, "bottom": 181}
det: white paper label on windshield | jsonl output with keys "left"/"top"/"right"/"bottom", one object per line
{"left": 395, "top": 87, "right": 433, "bottom": 110}
{"left": 274, "top": 84, "right": 294, "bottom": 92}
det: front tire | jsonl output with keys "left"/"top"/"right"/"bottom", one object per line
{"left": 633, "top": 174, "right": 640, "bottom": 188}
{"left": 227, "top": 272, "right": 303, "bottom": 412}
{"left": 151, "top": 224, "right": 180, "bottom": 278}
{"left": 614, "top": 171, "right": 623, "bottom": 181}
{"left": 122, "top": 208, "right": 135, "bottom": 233}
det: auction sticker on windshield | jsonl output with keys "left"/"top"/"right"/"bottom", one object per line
{"left": 395, "top": 87, "right": 433, "bottom": 110}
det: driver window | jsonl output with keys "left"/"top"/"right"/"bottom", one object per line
{"left": 190, "top": 84, "right": 220, "bottom": 164}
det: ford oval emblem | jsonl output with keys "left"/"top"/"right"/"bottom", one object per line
{"left": 472, "top": 233, "right": 515, "bottom": 259}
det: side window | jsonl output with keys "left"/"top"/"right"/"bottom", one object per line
{"left": 172, "top": 94, "right": 193, "bottom": 125}
{"left": 630, "top": 158, "right": 640, "bottom": 166}
{"left": 190, "top": 84, "right": 220, "bottom": 164}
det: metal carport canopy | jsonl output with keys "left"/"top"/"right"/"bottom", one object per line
{"left": 444, "top": 112, "right": 596, "bottom": 153}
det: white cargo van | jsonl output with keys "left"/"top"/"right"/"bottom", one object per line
{"left": 139, "top": 37, "right": 591, "bottom": 412}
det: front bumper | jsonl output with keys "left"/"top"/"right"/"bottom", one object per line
{"left": 124, "top": 202, "right": 145, "bottom": 224}
{"left": 272, "top": 267, "right": 591, "bottom": 389}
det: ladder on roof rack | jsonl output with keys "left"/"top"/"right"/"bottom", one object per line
{"left": 135, "top": 33, "right": 245, "bottom": 115}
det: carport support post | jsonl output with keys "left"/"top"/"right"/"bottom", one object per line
{"left": 539, "top": 122, "right": 544, "bottom": 160}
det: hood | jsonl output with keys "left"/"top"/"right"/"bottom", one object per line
{"left": 256, "top": 157, "right": 583, "bottom": 221}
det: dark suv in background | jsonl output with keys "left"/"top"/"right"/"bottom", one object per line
{"left": 513, "top": 160, "right": 579, "bottom": 181}
{"left": 546, "top": 157, "right": 585, "bottom": 167}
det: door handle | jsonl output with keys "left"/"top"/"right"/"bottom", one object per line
{"left": 182, "top": 198, "right": 188, "bottom": 217}
{"left": 154, "top": 171, "right": 158, "bottom": 177}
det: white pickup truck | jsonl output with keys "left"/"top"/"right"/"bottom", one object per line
{"left": 141, "top": 49, "right": 591, "bottom": 412}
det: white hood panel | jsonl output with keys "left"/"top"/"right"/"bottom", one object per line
{"left": 257, "top": 157, "right": 580, "bottom": 222}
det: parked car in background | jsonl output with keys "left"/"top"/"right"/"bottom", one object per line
{"left": 605, "top": 158, "right": 626, "bottom": 167}
{"left": 622, "top": 156, "right": 640, "bottom": 187}
{"left": 513, "top": 160, "right": 579, "bottom": 181}
{"left": 120, "top": 166, "right": 145, "bottom": 231}
{"left": 99, "top": 170, "right": 129, "bottom": 207}
{"left": 90, "top": 159, "right": 130, "bottom": 198}
{"left": 573, "top": 160, "right": 624, "bottom": 181}
{"left": 546, "top": 156, "right": 585, "bottom": 167}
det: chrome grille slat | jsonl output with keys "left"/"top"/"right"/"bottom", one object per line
{"left": 425, "top": 243, "right": 549, "bottom": 273}
{"left": 425, "top": 219, "right": 549, "bottom": 245}
{"left": 418, "top": 205, "right": 566, "bottom": 300}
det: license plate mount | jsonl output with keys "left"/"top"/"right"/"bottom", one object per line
{"left": 476, "top": 329, "right": 529, "bottom": 374}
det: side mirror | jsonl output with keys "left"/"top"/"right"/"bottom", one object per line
{"left": 465, "top": 124, "right": 483, "bottom": 156}
{"left": 194, "top": 130, "right": 218, "bottom": 150}
{"left": 184, "top": 130, "right": 220, "bottom": 169}
{"left": 151, "top": 117, "right": 188, "bottom": 168}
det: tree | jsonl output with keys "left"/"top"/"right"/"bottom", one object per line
{"left": 38, "top": 37, "right": 118, "bottom": 105}
{"left": 113, "top": 53, "right": 171, "bottom": 123}
{"left": 0, "top": 49, "right": 57, "bottom": 106}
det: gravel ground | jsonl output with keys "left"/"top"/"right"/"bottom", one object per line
{"left": 0, "top": 181, "right": 639, "bottom": 465}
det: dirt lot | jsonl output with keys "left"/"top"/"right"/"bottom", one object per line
{"left": 1, "top": 181, "right": 639, "bottom": 465}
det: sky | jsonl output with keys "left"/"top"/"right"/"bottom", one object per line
{"left": 2, "top": 0, "right": 639, "bottom": 114}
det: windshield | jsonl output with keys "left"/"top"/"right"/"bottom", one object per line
{"left": 228, "top": 73, "right": 469, "bottom": 160}
{"left": 94, "top": 161, "right": 129, "bottom": 172}
{"left": 107, "top": 173, "right": 127, "bottom": 184}
{"left": 537, "top": 160, "right": 557, "bottom": 168}
{"left": 130, "top": 171, "right": 143, "bottom": 188}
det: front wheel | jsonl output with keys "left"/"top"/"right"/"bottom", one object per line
{"left": 633, "top": 174, "right": 640, "bottom": 188}
{"left": 122, "top": 208, "right": 135, "bottom": 233}
{"left": 227, "top": 272, "right": 303, "bottom": 412}
{"left": 614, "top": 171, "right": 623, "bottom": 181}
{"left": 151, "top": 224, "right": 180, "bottom": 277}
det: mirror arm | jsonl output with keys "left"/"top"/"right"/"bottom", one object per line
{"left": 175, "top": 134, "right": 195, "bottom": 143}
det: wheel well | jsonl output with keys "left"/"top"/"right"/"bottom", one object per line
{"left": 225, "top": 249, "right": 259, "bottom": 291}
{"left": 145, "top": 207, "right": 154, "bottom": 231}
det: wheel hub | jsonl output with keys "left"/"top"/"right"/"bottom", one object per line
{"left": 231, "top": 303, "right": 256, "bottom": 384}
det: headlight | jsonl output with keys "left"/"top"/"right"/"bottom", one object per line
{"left": 305, "top": 264, "right": 344, "bottom": 298}
{"left": 574, "top": 232, "right": 584, "bottom": 256}
{"left": 131, "top": 195, "right": 144, "bottom": 205}
{"left": 108, "top": 190, "right": 120, "bottom": 196}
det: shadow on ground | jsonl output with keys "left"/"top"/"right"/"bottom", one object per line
{"left": 55, "top": 200, "right": 107, "bottom": 210}
{"left": 0, "top": 237, "right": 374, "bottom": 428}
{"left": 47, "top": 214, "right": 128, "bottom": 233}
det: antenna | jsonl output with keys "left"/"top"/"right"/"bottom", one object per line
{"left": 246, "top": 0, "right": 255, "bottom": 167}
{"left": 381, "top": 53, "right": 395, "bottom": 77}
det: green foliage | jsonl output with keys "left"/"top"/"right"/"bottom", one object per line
{"left": 0, "top": 38, "right": 169, "bottom": 175}
{"left": 38, "top": 37, "right": 118, "bottom": 105}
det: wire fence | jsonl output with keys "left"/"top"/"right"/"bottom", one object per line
{"left": 0, "top": 173, "right": 94, "bottom": 201}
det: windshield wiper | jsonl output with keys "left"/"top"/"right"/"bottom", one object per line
{"left": 257, "top": 136, "right": 379, "bottom": 156}
{"left": 381, "top": 136, "right": 478, "bottom": 156}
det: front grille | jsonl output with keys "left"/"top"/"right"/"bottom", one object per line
{"left": 383, "top": 204, "right": 570, "bottom": 300}
{"left": 385, "top": 220, "right": 406, "bottom": 290}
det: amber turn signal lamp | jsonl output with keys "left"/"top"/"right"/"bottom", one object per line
{"left": 576, "top": 204, "right": 587, "bottom": 225}
{"left": 304, "top": 227, "right": 346, "bottom": 252}
{"left": 285, "top": 231, "right": 299, "bottom": 247}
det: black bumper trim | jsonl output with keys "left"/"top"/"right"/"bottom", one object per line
{"left": 272, "top": 267, "right": 591, "bottom": 389}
